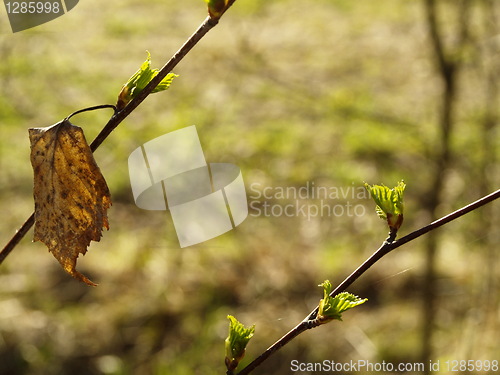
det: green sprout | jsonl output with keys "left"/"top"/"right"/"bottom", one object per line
{"left": 225, "top": 315, "right": 255, "bottom": 372}
{"left": 116, "top": 51, "right": 178, "bottom": 110}
{"left": 204, "top": 0, "right": 229, "bottom": 19}
{"left": 364, "top": 180, "right": 406, "bottom": 234}
{"left": 317, "top": 280, "right": 367, "bottom": 324}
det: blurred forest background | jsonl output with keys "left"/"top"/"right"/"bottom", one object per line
{"left": 0, "top": 0, "right": 498, "bottom": 374}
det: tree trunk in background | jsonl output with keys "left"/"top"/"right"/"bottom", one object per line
{"left": 476, "top": 0, "right": 499, "bottom": 354}
{"left": 421, "top": 0, "right": 469, "bottom": 370}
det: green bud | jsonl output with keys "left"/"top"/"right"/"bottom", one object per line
{"left": 204, "top": 0, "right": 229, "bottom": 19}
{"left": 317, "top": 281, "right": 368, "bottom": 324}
{"left": 225, "top": 315, "right": 255, "bottom": 372}
{"left": 364, "top": 180, "right": 406, "bottom": 233}
{"left": 117, "top": 51, "right": 178, "bottom": 110}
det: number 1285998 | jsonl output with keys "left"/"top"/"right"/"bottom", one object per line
{"left": 5, "top": 2, "right": 61, "bottom": 14}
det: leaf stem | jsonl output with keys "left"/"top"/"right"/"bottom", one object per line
{"left": 236, "top": 188, "right": 500, "bottom": 375}
{"left": 65, "top": 104, "right": 117, "bottom": 121}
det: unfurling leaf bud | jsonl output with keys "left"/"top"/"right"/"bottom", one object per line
{"left": 317, "top": 281, "right": 368, "bottom": 324}
{"left": 225, "top": 315, "right": 255, "bottom": 372}
{"left": 117, "top": 51, "right": 178, "bottom": 111}
{"left": 364, "top": 180, "right": 406, "bottom": 234}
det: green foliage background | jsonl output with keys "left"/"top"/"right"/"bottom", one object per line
{"left": 0, "top": 0, "right": 498, "bottom": 374}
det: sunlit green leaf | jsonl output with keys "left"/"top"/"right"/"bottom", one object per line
{"left": 317, "top": 281, "right": 367, "bottom": 324}
{"left": 225, "top": 315, "right": 255, "bottom": 372}
{"left": 117, "top": 51, "right": 178, "bottom": 110}
{"left": 364, "top": 180, "right": 405, "bottom": 232}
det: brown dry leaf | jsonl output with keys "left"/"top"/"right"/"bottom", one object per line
{"left": 29, "top": 119, "right": 111, "bottom": 286}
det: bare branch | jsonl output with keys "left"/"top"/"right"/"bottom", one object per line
{"left": 236, "top": 188, "right": 500, "bottom": 375}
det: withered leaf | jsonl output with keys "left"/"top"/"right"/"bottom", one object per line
{"left": 29, "top": 119, "right": 111, "bottom": 286}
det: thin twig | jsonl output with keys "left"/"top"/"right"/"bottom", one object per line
{"left": 236, "top": 188, "right": 500, "bottom": 375}
{"left": 0, "top": 213, "right": 35, "bottom": 264}
{"left": 65, "top": 104, "right": 117, "bottom": 121}
{"left": 0, "top": 14, "right": 224, "bottom": 264}
{"left": 89, "top": 15, "right": 219, "bottom": 152}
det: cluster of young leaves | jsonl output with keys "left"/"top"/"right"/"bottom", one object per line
{"left": 225, "top": 315, "right": 255, "bottom": 372}
{"left": 365, "top": 180, "right": 406, "bottom": 234}
{"left": 116, "top": 51, "right": 178, "bottom": 111}
{"left": 317, "top": 280, "right": 368, "bottom": 324}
